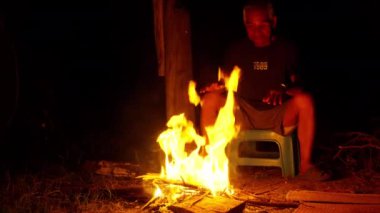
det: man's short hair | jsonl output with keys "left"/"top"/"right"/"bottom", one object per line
{"left": 243, "top": 0, "right": 276, "bottom": 22}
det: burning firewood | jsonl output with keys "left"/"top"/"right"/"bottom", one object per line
{"left": 169, "top": 194, "right": 246, "bottom": 213}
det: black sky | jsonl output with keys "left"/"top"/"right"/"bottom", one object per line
{"left": 0, "top": 0, "right": 379, "bottom": 166}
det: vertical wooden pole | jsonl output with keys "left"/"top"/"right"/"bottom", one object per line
{"left": 153, "top": 0, "right": 194, "bottom": 120}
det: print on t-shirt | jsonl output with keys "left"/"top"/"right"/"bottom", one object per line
{"left": 253, "top": 61, "right": 268, "bottom": 71}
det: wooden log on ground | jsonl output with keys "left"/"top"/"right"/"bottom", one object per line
{"left": 169, "top": 195, "right": 246, "bottom": 213}
{"left": 92, "top": 160, "right": 142, "bottom": 177}
{"left": 233, "top": 194, "right": 299, "bottom": 208}
{"left": 295, "top": 202, "right": 380, "bottom": 213}
{"left": 245, "top": 200, "right": 299, "bottom": 208}
{"left": 286, "top": 190, "right": 380, "bottom": 204}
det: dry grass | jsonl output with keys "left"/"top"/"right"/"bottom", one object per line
{"left": 0, "top": 165, "right": 147, "bottom": 212}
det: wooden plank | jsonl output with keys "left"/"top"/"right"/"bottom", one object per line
{"left": 295, "top": 202, "right": 380, "bottom": 213}
{"left": 169, "top": 195, "right": 246, "bottom": 213}
{"left": 286, "top": 190, "right": 380, "bottom": 204}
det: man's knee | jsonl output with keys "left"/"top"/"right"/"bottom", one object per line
{"left": 201, "top": 92, "right": 225, "bottom": 109}
{"left": 292, "top": 92, "right": 314, "bottom": 110}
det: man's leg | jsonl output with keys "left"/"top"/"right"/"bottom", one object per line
{"left": 200, "top": 92, "right": 226, "bottom": 137}
{"left": 283, "top": 93, "right": 315, "bottom": 174}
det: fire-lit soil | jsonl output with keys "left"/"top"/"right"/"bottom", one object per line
{"left": 1, "top": 161, "right": 380, "bottom": 212}
{"left": 231, "top": 167, "right": 380, "bottom": 212}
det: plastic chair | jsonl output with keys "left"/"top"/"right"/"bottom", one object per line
{"left": 228, "top": 129, "right": 299, "bottom": 177}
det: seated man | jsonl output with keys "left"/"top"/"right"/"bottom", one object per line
{"left": 201, "top": 0, "right": 327, "bottom": 179}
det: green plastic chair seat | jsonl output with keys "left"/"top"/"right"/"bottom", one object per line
{"left": 228, "top": 129, "right": 299, "bottom": 177}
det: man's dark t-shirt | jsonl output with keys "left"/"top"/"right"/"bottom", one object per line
{"left": 222, "top": 37, "right": 299, "bottom": 110}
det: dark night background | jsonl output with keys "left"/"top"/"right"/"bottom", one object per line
{"left": 0, "top": 0, "right": 379, "bottom": 171}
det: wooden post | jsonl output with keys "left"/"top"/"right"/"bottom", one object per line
{"left": 153, "top": 0, "right": 195, "bottom": 120}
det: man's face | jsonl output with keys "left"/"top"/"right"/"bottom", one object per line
{"left": 243, "top": 8, "right": 276, "bottom": 47}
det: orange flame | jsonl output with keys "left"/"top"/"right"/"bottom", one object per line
{"left": 155, "top": 66, "right": 241, "bottom": 198}
{"left": 188, "top": 81, "right": 201, "bottom": 106}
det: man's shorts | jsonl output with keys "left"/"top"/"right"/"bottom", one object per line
{"left": 234, "top": 97, "right": 289, "bottom": 135}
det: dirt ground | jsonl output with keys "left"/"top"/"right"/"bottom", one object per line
{"left": 2, "top": 160, "right": 380, "bottom": 212}
{"left": 83, "top": 161, "right": 380, "bottom": 212}
{"left": 230, "top": 167, "right": 380, "bottom": 212}
{"left": 232, "top": 166, "right": 380, "bottom": 197}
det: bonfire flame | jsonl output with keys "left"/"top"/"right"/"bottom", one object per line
{"left": 188, "top": 81, "right": 201, "bottom": 106}
{"left": 141, "top": 67, "right": 241, "bottom": 208}
{"left": 156, "top": 66, "right": 240, "bottom": 196}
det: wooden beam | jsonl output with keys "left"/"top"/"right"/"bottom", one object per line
{"left": 286, "top": 190, "right": 380, "bottom": 204}
{"left": 296, "top": 203, "right": 380, "bottom": 213}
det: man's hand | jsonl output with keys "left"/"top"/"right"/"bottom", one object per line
{"left": 262, "top": 86, "right": 303, "bottom": 105}
{"left": 200, "top": 82, "right": 225, "bottom": 94}
{"left": 262, "top": 89, "right": 286, "bottom": 106}
{"left": 286, "top": 87, "right": 303, "bottom": 96}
